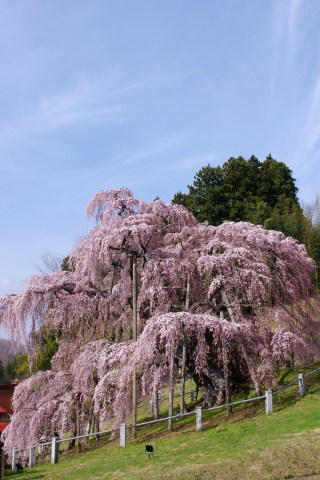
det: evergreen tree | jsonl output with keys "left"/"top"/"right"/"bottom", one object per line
{"left": 172, "top": 154, "right": 304, "bottom": 241}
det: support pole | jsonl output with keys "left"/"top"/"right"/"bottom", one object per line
{"left": 29, "top": 445, "right": 36, "bottom": 468}
{"left": 180, "top": 274, "right": 190, "bottom": 415}
{"left": 51, "top": 437, "right": 59, "bottom": 464}
{"left": 220, "top": 310, "right": 232, "bottom": 415}
{"left": 153, "top": 390, "right": 159, "bottom": 420}
{"left": 12, "top": 448, "right": 16, "bottom": 471}
{"left": 196, "top": 407, "right": 202, "bottom": 431}
{"left": 132, "top": 255, "right": 138, "bottom": 439}
{"left": 298, "top": 373, "right": 306, "bottom": 397}
{"left": 265, "top": 391, "right": 273, "bottom": 414}
{"left": 120, "top": 423, "right": 126, "bottom": 448}
{"left": 168, "top": 347, "right": 175, "bottom": 431}
{"left": 168, "top": 387, "right": 174, "bottom": 431}
{"left": 180, "top": 333, "right": 187, "bottom": 414}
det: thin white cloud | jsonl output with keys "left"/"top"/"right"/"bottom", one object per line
{"left": 118, "top": 134, "right": 186, "bottom": 166}
{"left": 38, "top": 75, "right": 126, "bottom": 128}
{"left": 166, "top": 153, "right": 217, "bottom": 173}
{"left": 287, "top": 0, "right": 303, "bottom": 63}
{"left": 270, "top": 0, "right": 305, "bottom": 91}
{"left": 0, "top": 74, "right": 145, "bottom": 157}
{"left": 300, "top": 74, "right": 320, "bottom": 163}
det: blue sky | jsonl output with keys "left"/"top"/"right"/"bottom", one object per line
{"left": 0, "top": 0, "right": 320, "bottom": 297}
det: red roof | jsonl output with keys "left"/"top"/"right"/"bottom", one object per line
{"left": 0, "top": 384, "right": 17, "bottom": 415}
{"left": 0, "top": 421, "right": 10, "bottom": 434}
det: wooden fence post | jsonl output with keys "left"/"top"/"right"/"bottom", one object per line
{"left": 298, "top": 374, "right": 306, "bottom": 397}
{"left": 265, "top": 391, "right": 273, "bottom": 414}
{"left": 29, "top": 445, "right": 36, "bottom": 468}
{"left": 51, "top": 437, "right": 59, "bottom": 464}
{"left": 11, "top": 448, "right": 16, "bottom": 471}
{"left": 120, "top": 423, "right": 126, "bottom": 447}
{"left": 196, "top": 407, "right": 202, "bottom": 431}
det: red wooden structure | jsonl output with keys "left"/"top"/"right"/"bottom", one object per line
{"left": 0, "top": 384, "right": 16, "bottom": 434}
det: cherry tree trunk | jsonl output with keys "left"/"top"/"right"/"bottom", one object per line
{"left": 222, "top": 291, "right": 261, "bottom": 394}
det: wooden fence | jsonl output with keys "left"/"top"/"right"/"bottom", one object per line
{"left": 10, "top": 366, "right": 320, "bottom": 471}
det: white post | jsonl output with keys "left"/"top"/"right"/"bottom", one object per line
{"left": 11, "top": 448, "right": 16, "bottom": 471}
{"left": 29, "top": 445, "right": 36, "bottom": 468}
{"left": 120, "top": 423, "right": 126, "bottom": 447}
{"left": 168, "top": 387, "right": 174, "bottom": 431}
{"left": 51, "top": 437, "right": 59, "bottom": 464}
{"left": 265, "top": 390, "right": 273, "bottom": 414}
{"left": 196, "top": 407, "right": 202, "bottom": 431}
{"left": 298, "top": 374, "right": 306, "bottom": 397}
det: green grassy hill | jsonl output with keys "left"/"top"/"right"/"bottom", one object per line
{"left": 6, "top": 370, "right": 320, "bottom": 480}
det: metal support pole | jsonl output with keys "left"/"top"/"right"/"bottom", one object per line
{"left": 168, "top": 345, "right": 175, "bottom": 431}
{"left": 51, "top": 437, "right": 59, "bottom": 464}
{"left": 191, "top": 390, "right": 195, "bottom": 403}
{"left": 196, "top": 407, "right": 202, "bottom": 431}
{"left": 132, "top": 255, "right": 138, "bottom": 439}
{"left": 265, "top": 391, "right": 273, "bottom": 414}
{"left": 120, "top": 423, "right": 126, "bottom": 447}
{"left": 12, "top": 448, "right": 16, "bottom": 471}
{"left": 29, "top": 445, "right": 36, "bottom": 468}
{"left": 220, "top": 310, "right": 232, "bottom": 415}
{"left": 168, "top": 387, "right": 174, "bottom": 431}
{"left": 153, "top": 391, "right": 159, "bottom": 420}
{"left": 298, "top": 373, "right": 306, "bottom": 397}
{"left": 180, "top": 333, "right": 187, "bottom": 414}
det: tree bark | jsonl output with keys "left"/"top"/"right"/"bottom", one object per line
{"left": 222, "top": 291, "right": 261, "bottom": 394}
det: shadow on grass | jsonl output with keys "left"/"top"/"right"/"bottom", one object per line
{"left": 5, "top": 469, "right": 45, "bottom": 479}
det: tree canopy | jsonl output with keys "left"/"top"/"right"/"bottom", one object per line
{"left": 1, "top": 188, "right": 319, "bottom": 454}
{"left": 172, "top": 155, "right": 304, "bottom": 240}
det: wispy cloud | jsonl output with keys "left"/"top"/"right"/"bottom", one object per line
{"left": 117, "top": 134, "right": 186, "bottom": 166}
{"left": 270, "top": 0, "right": 305, "bottom": 91}
{"left": 38, "top": 77, "right": 123, "bottom": 128}
{"left": 286, "top": 0, "right": 303, "bottom": 63}
{"left": 299, "top": 74, "right": 320, "bottom": 165}
{"left": 273, "top": 0, "right": 303, "bottom": 58}
{"left": 0, "top": 74, "right": 145, "bottom": 157}
{"left": 166, "top": 153, "right": 217, "bottom": 172}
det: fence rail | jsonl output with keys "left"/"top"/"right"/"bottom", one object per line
{"left": 10, "top": 365, "right": 320, "bottom": 471}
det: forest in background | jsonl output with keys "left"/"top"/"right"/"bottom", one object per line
{"left": 172, "top": 155, "right": 320, "bottom": 285}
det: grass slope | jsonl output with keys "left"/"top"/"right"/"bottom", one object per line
{"left": 6, "top": 380, "right": 320, "bottom": 480}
